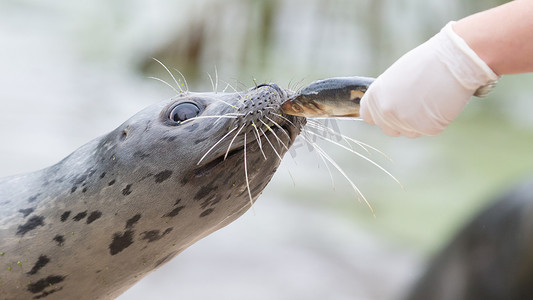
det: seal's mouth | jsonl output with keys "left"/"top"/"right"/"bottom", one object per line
{"left": 194, "top": 149, "right": 240, "bottom": 178}
{"left": 194, "top": 121, "right": 297, "bottom": 178}
{"left": 191, "top": 83, "right": 305, "bottom": 177}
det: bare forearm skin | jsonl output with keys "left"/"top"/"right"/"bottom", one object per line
{"left": 453, "top": 0, "right": 533, "bottom": 75}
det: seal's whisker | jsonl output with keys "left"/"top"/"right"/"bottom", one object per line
{"left": 213, "top": 112, "right": 245, "bottom": 125}
{"left": 259, "top": 120, "right": 290, "bottom": 151}
{"left": 251, "top": 122, "right": 267, "bottom": 160}
{"left": 235, "top": 80, "right": 248, "bottom": 93}
{"left": 312, "top": 117, "right": 366, "bottom": 121}
{"left": 223, "top": 113, "right": 246, "bottom": 117}
{"left": 258, "top": 119, "right": 280, "bottom": 147}
{"left": 288, "top": 78, "right": 306, "bottom": 93}
{"left": 287, "top": 78, "right": 296, "bottom": 92}
{"left": 214, "top": 65, "right": 219, "bottom": 94}
{"left": 259, "top": 127, "right": 282, "bottom": 161}
{"left": 222, "top": 83, "right": 230, "bottom": 93}
{"left": 147, "top": 77, "right": 181, "bottom": 95}
{"left": 263, "top": 105, "right": 285, "bottom": 112}
{"left": 273, "top": 113, "right": 299, "bottom": 131}
{"left": 220, "top": 79, "right": 239, "bottom": 94}
{"left": 264, "top": 115, "right": 293, "bottom": 140}
{"left": 260, "top": 118, "right": 290, "bottom": 151}
{"left": 197, "top": 126, "right": 238, "bottom": 165}
{"left": 303, "top": 137, "right": 375, "bottom": 216}
{"left": 190, "top": 115, "right": 239, "bottom": 120}
{"left": 301, "top": 129, "right": 335, "bottom": 189}
{"left": 306, "top": 120, "right": 392, "bottom": 161}
{"left": 225, "top": 124, "right": 246, "bottom": 160}
{"left": 213, "top": 116, "right": 228, "bottom": 125}
{"left": 181, "top": 115, "right": 238, "bottom": 126}
{"left": 305, "top": 130, "right": 402, "bottom": 188}
{"left": 173, "top": 68, "right": 189, "bottom": 93}
{"left": 307, "top": 121, "right": 357, "bottom": 154}
{"left": 287, "top": 169, "right": 296, "bottom": 187}
{"left": 243, "top": 133, "right": 255, "bottom": 212}
{"left": 208, "top": 72, "right": 216, "bottom": 94}
{"left": 307, "top": 120, "right": 356, "bottom": 152}
{"left": 202, "top": 95, "right": 241, "bottom": 110}
{"left": 152, "top": 58, "right": 184, "bottom": 93}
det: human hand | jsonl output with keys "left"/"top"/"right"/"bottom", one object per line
{"left": 360, "top": 22, "right": 499, "bottom": 138}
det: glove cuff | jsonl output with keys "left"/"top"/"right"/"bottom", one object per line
{"left": 437, "top": 21, "right": 500, "bottom": 97}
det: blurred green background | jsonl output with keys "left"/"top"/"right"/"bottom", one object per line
{"left": 1, "top": 0, "right": 532, "bottom": 299}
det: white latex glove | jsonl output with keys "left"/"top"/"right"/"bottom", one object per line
{"left": 360, "top": 22, "right": 499, "bottom": 138}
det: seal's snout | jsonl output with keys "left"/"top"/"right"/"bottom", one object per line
{"left": 255, "top": 83, "right": 286, "bottom": 99}
{"left": 219, "top": 82, "right": 305, "bottom": 150}
{"left": 235, "top": 83, "right": 289, "bottom": 127}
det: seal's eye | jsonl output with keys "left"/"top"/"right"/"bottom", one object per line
{"left": 169, "top": 102, "right": 201, "bottom": 124}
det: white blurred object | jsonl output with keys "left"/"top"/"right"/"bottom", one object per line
{"left": 360, "top": 22, "right": 499, "bottom": 138}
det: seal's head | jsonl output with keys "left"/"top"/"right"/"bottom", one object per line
{"left": 105, "top": 82, "right": 303, "bottom": 220}
{"left": 0, "top": 82, "right": 305, "bottom": 299}
{"left": 100, "top": 83, "right": 304, "bottom": 239}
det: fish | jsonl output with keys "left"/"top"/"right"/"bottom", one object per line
{"left": 281, "top": 76, "right": 374, "bottom": 118}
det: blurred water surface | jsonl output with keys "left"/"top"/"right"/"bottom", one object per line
{"left": 1, "top": 0, "right": 532, "bottom": 299}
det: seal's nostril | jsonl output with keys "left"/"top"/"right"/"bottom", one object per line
{"left": 255, "top": 83, "right": 285, "bottom": 99}
{"left": 120, "top": 130, "right": 128, "bottom": 141}
{"left": 255, "top": 83, "right": 270, "bottom": 89}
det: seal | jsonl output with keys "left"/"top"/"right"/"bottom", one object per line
{"left": 0, "top": 83, "right": 305, "bottom": 299}
{"left": 406, "top": 177, "right": 533, "bottom": 300}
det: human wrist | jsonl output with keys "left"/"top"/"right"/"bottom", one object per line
{"left": 452, "top": 19, "right": 497, "bottom": 72}
{"left": 452, "top": 0, "right": 533, "bottom": 75}
{"left": 441, "top": 22, "right": 499, "bottom": 96}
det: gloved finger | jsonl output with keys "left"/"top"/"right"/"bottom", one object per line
{"left": 376, "top": 115, "right": 422, "bottom": 137}
{"left": 378, "top": 124, "right": 402, "bottom": 137}
{"left": 363, "top": 96, "right": 403, "bottom": 137}
{"left": 359, "top": 94, "right": 375, "bottom": 124}
{"left": 403, "top": 131, "right": 423, "bottom": 138}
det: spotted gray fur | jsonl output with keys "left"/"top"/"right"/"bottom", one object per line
{"left": 0, "top": 84, "right": 304, "bottom": 299}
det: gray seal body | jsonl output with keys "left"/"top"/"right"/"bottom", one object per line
{"left": 0, "top": 84, "right": 305, "bottom": 299}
